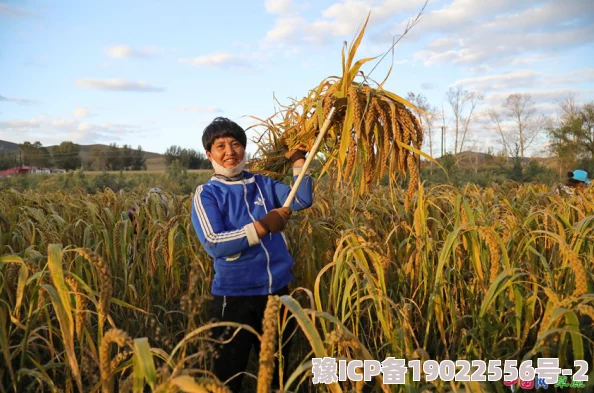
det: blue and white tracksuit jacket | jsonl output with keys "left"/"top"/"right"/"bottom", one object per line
{"left": 191, "top": 170, "right": 313, "bottom": 296}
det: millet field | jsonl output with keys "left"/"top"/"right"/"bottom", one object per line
{"left": 1, "top": 179, "right": 593, "bottom": 392}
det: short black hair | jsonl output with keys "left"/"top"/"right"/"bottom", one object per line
{"left": 567, "top": 171, "right": 581, "bottom": 184}
{"left": 202, "top": 117, "right": 247, "bottom": 152}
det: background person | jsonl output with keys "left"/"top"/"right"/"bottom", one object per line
{"left": 558, "top": 169, "right": 591, "bottom": 196}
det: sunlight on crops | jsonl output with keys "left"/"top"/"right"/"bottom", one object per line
{"left": 1, "top": 181, "right": 592, "bottom": 392}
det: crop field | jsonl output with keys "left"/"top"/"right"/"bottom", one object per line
{"left": 1, "top": 180, "right": 593, "bottom": 393}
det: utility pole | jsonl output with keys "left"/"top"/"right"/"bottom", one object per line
{"left": 441, "top": 104, "right": 447, "bottom": 156}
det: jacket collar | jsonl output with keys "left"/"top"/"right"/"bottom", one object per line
{"left": 210, "top": 171, "right": 255, "bottom": 185}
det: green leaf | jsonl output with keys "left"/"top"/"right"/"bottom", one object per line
{"left": 338, "top": 103, "right": 354, "bottom": 168}
{"left": 563, "top": 310, "right": 584, "bottom": 361}
{"left": 0, "top": 305, "right": 17, "bottom": 391}
{"left": 170, "top": 376, "right": 209, "bottom": 393}
{"left": 47, "top": 244, "right": 73, "bottom": 333}
{"left": 382, "top": 90, "right": 428, "bottom": 114}
{"left": 133, "top": 338, "right": 157, "bottom": 390}
{"left": 14, "top": 264, "right": 28, "bottom": 319}
{"left": 43, "top": 284, "right": 82, "bottom": 392}
{"left": 347, "top": 56, "right": 379, "bottom": 85}
{"left": 279, "top": 296, "right": 343, "bottom": 393}
{"left": 316, "top": 98, "right": 324, "bottom": 130}
{"left": 396, "top": 139, "right": 445, "bottom": 172}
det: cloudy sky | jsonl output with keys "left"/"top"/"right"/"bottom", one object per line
{"left": 1, "top": 0, "right": 593, "bottom": 157}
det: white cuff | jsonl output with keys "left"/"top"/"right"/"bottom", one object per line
{"left": 292, "top": 166, "right": 309, "bottom": 176}
{"left": 244, "top": 223, "right": 260, "bottom": 246}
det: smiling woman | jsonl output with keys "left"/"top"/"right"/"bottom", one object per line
{"left": 206, "top": 136, "right": 247, "bottom": 177}
{"left": 191, "top": 116, "right": 312, "bottom": 393}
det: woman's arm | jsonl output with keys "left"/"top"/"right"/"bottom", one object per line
{"left": 191, "top": 186, "right": 259, "bottom": 258}
{"left": 191, "top": 186, "right": 293, "bottom": 259}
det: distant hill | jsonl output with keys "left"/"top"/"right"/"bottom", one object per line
{"left": 0, "top": 140, "right": 166, "bottom": 170}
{"left": 45, "top": 143, "right": 163, "bottom": 162}
{"left": 421, "top": 150, "right": 558, "bottom": 170}
{"left": 0, "top": 140, "right": 19, "bottom": 152}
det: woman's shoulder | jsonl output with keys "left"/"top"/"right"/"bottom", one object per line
{"left": 193, "top": 181, "right": 218, "bottom": 197}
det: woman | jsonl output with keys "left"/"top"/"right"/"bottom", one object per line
{"left": 190, "top": 117, "right": 312, "bottom": 392}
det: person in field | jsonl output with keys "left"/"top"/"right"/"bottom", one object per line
{"left": 190, "top": 117, "right": 312, "bottom": 392}
{"left": 126, "top": 187, "right": 168, "bottom": 222}
{"left": 557, "top": 169, "right": 591, "bottom": 196}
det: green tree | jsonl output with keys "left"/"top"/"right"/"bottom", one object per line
{"left": 164, "top": 145, "right": 208, "bottom": 169}
{"left": 0, "top": 151, "right": 19, "bottom": 170}
{"left": 18, "top": 141, "right": 52, "bottom": 167}
{"left": 131, "top": 146, "right": 146, "bottom": 170}
{"left": 105, "top": 143, "right": 122, "bottom": 171}
{"left": 52, "top": 141, "right": 82, "bottom": 170}
{"left": 88, "top": 148, "right": 105, "bottom": 171}
{"left": 548, "top": 99, "right": 594, "bottom": 172}
{"left": 509, "top": 143, "right": 523, "bottom": 182}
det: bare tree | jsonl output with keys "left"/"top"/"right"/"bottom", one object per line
{"left": 505, "top": 94, "right": 547, "bottom": 158}
{"left": 406, "top": 92, "right": 439, "bottom": 172}
{"left": 556, "top": 93, "right": 581, "bottom": 145}
{"left": 558, "top": 93, "right": 579, "bottom": 123}
{"left": 488, "top": 94, "right": 547, "bottom": 159}
{"left": 487, "top": 109, "right": 511, "bottom": 156}
{"left": 445, "top": 86, "right": 484, "bottom": 155}
{"left": 425, "top": 105, "right": 438, "bottom": 173}
{"left": 441, "top": 104, "right": 447, "bottom": 155}
{"left": 467, "top": 142, "right": 483, "bottom": 174}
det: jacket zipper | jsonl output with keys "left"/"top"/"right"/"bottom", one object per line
{"left": 244, "top": 180, "right": 273, "bottom": 294}
{"left": 221, "top": 296, "right": 227, "bottom": 318}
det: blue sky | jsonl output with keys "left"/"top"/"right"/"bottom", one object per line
{"left": 1, "top": 0, "right": 593, "bottom": 158}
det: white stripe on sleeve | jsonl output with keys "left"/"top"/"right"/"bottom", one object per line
{"left": 194, "top": 186, "right": 246, "bottom": 243}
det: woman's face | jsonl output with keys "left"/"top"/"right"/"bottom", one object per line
{"left": 207, "top": 137, "right": 245, "bottom": 168}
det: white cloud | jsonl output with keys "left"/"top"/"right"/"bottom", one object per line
{"left": 73, "top": 106, "right": 94, "bottom": 119}
{"left": 178, "top": 52, "right": 251, "bottom": 69}
{"left": 509, "top": 54, "right": 559, "bottom": 66}
{"left": 0, "top": 3, "right": 35, "bottom": 17}
{"left": 454, "top": 68, "right": 594, "bottom": 92}
{"left": 50, "top": 120, "right": 76, "bottom": 129}
{"left": 413, "top": 1, "right": 594, "bottom": 66}
{"left": 76, "top": 78, "right": 165, "bottom": 92}
{"left": 265, "top": 0, "right": 293, "bottom": 14}
{"left": 77, "top": 123, "right": 95, "bottom": 132}
{"left": 106, "top": 45, "right": 163, "bottom": 59}
{"left": 0, "top": 95, "right": 38, "bottom": 105}
{"left": 0, "top": 118, "right": 42, "bottom": 131}
{"left": 262, "top": 0, "right": 426, "bottom": 46}
{"left": 454, "top": 70, "right": 542, "bottom": 91}
{"left": 174, "top": 106, "right": 223, "bottom": 113}
{"left": 0, "top": 115, "right": 152, "bottom": 145}
{"left": 265, "top": 17, "right": 305, "bottom": 42}
{"left": 484, "top": 88, "right": 594, "bottom": 108}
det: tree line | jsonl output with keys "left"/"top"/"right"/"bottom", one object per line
{"left": 87, "top": 144, "right": 146, "bottom": 171}
{"left": 0, "top": 141, "right": 217, "bottom": 172}
{"left": 407, "top": 89, "right": 594, "bottom": 176}
{"left": 163, "top": 145, "right": 211, "bottom": 169}
{"left": 0, "top": 142, "right": 147, "bottom": 171}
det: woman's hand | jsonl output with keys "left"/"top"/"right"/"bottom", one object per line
{"left": 256, "top": 207, "right": 292, "bottom": 235}
{"left": 285, "top": 149, "right": 306, "bottom": 166}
